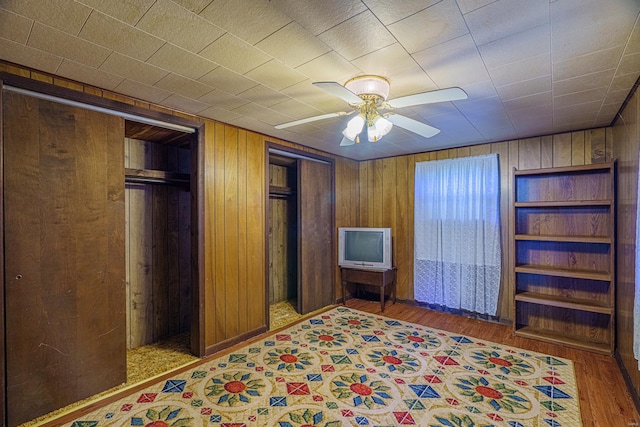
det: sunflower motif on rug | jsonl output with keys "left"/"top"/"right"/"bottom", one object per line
{"left": 63, "top": 307, "right": 582, "bottom": 426}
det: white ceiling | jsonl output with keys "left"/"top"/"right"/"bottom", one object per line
{"left": 1, "top": 0, "right": 639, "bottom": 161}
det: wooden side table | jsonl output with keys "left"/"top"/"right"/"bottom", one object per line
{"left": 341, "top": 266, "right": 397, "bottom": 312}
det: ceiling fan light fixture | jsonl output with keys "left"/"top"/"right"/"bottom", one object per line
{"left": 344, "top": 75, "right": 390, "bottom": 101}
{"left": 367, "top": 115, "right": 393, "bottom": 142}
{"left": 342, "top": 114, "right": 365, "bottom": 141}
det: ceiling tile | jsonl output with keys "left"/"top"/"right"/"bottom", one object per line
{"left": 198, "top": 90, "right": 249, "bottom": 110}
{"left": 616, "top": 52, "right": 640, "bottom": 77}
{"left": 199, "top": 0, "right": 291, "bottom": 44}
{"left": 256, "top": 22, "right": 330, "bottom": 68}
{"left": 231, "top": 102, "right": 292, "bottom": 126}
{"left": 553, "top": 88, "right": 608, "bottom": 109}
{"left": 170, "top": 0, "right": 214, "bottom": 14}
{"left": 478, "top": 24, "right": 550, "bottom": 68}
{"left": 269, "top": 0, "right": 366, "bottom": 36}
{"left": 56, "top": 59, "right": 124, "bottom": 90}
{"left": 0, "top": 36, "right": 62, "bottom": 74}
{"left": 294, "top": 51, "right": 362, "bottom": 83}
{"left": 269, "top": 98, "right": 324, "bottom": 121}
{"left": 464, "top": 0, "right": 549, "bottom": 46}
{"left": 610, "top": 73, "right": 639, "bottom": 92}
{"left": 385, "top": 68, "right": 438, "bottom": 99}
{"left": 503, "top": 92, "right": 552, "bottom": 112}
{"left": 456, "top": 0, "right": 500, "bottom": 14}
{"left": 351, "top": 43, "right": 421, "bottom": 79}
{"left": 161, "top": 94, "right": 210, "bottom": 114}
{"left": 79, "top": 10, "right": 164, "bottom": 61}
{"left": 154, "top": 73, "right": 215, "bottom": 99}
{"left": 552, "top": 69, "right": 615, "bottom": 97}
{"left": 623, "top": 20, "right": 640, "bottom": 55}
{"left": 77, "top": 0, "right": 154, "bottom": 25}
{"left": 496, "top": 76, "right": 551, "bottom": 101}
{"left": 135, "top": 0, "right": 225, "bottom": 53}
{"left": 489, "top": 54, "right": 550, "bottom": 87}
{"left": 28, "top": 23, "right": 111, "bottom": 68}
{"left": 147, "top": 43, "right": 217, "bottom": 80}
{"left": 198, "top": 66, "right": 259, "bottom": 95}
{"left": 199, "top": 33, "right": 270, "bottom": 74}
{"left": 244, "top": 60, "right": 307, "bottom": 91}
{"left": 114, "top": 78, "right": 172, "bottom": 104}
{"left": 413, "top": 34, "right": 490, "bottom": 87}
{"left": 388, "top": 0, "right": 468, "bottom": 54}
{"left": 2, "top": 0, "right": 91, "bottom": 35}
{"left": 318, "top": 10, "right": 396, "bottom": 61}
{"left": 602, "top": 88, "right": 630, "bottom": 107}
{"left": 99, "top": 52, "right": 169, "bottom": 86}
{"left": 237, "top": 84, "right": 290, "bottom": 107}
{"left": 199, "top": 105, "right": 242, "bottom": 123}
{"left": 363, "top": 0, "right": 439, "bottom": 25}
{"left": 280, "top": 79, "right": 350, "bottom": 113}
{"left": 553, "top": 46, "right": 624, "bottom": 81}
{"left": 0, "top": 7, "right": 32, "bottom": 44}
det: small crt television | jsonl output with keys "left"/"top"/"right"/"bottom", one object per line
{"left": 338, "top": 227, "right": 392, "bottom": 270}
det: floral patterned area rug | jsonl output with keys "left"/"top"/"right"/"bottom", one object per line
{"left": 63, "top": 307, "right": 581, "bottom": 426}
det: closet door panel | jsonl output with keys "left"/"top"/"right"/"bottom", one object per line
{"left": 298, "top": 159, "right": 334, "bottom": 314}
{"left": 3, "top": 92, "right": 126, "bottom": 426}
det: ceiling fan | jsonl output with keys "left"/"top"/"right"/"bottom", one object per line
{"left": 274, "top": 75, "right": 467, "bottom": 146}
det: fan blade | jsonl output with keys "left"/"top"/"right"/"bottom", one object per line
{"left": 275, "top": 112, "right": 348, "bottom": 129}
{"left": 339, "top": 136, "right": 355, "bottom": 146}
{"left": 313, "top": 82, "right": 364, "bottom": 105}
{"left": 387, "top": 114, "right": 440, "bottom": 138}
{"left": 386, "top": 87, "right": 467, "bottom": 109}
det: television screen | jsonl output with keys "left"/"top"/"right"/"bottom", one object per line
{"left": 344, "top": 230, "right": 383, "bottom": 263}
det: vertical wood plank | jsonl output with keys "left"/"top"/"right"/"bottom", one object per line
{"left": 237, "top": 129, "right": 248, "bottom": 333}
{"left": 553, "top": 133, "right": 572, "bottom": 167}
{"left": 491, "top": 141, "right": 511, "bottom": 320}
{"left": 590, "top": 128, "right": 606, "bottom": 163}
{"left": 541, "top": 135, "right": 553, "bottom": 168}
{"left": 224, "top": 125, "right": 239, "bottom": 339}
{"left": 214, "top": 122, "right": 226, "bottom": 341}
{"left": 519, "top": 137, "right": 542, "bottom": 169}
{"left": 572, "top": 131, "right": 586, "bottom": 166}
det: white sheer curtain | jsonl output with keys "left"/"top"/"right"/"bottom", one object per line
{"left": 414, "top": 154, "right": 501, "bottom": 315}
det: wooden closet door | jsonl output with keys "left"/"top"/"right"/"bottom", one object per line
{"left": 298, "top": 159, "right": 334, "bottom": 314}
{"left": 3, "top": 91, "right": 126, "bottom": 426}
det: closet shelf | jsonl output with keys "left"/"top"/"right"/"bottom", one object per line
{"left": 515, "top": 291, "right": 612, "bottom": 314}
{"left": 514, "top": 200, "right": 612, "bottom": 208}
{"left": 515, "top": 265, "right": 611, "bottom": 281}
{"left": 514, "top": 234, "right": 612, "bottom": 244}
{"left": 514, "top": 326, "right": 610, "bottom": 354}
{"left": 125, "top": 168, "right": 190, "bottom": 185}
{"left": 269, "top": 185, "right": 295, "bottom": 195}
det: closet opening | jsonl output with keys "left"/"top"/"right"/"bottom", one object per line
{"left": 124, "top": 121, "right": 197, "bottom": 380}
{"left": 268, "top": 154, "right": 300, "bottom": 330}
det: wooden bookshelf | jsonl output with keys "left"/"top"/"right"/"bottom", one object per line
{"left": 512, "top": 162, "right": 615, "bottom": 354}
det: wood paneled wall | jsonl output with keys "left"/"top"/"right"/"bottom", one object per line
{"left": 613, "top": 87, "right": 640, "bottom": 402}
{"left": 125, "top": 138, "right": 191, "bottom": 349}
{"left": 357, "top": 130, "right": 613, "bottom": 321}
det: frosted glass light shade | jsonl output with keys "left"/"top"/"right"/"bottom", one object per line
{"left": 342, "top": 115, "right": 365, "bottom": 141}
{"left": 345, "top": 76, "right": 390, "bottom": 101}
{"left": 367, "top": 116, "right": 393, "bottom": 142}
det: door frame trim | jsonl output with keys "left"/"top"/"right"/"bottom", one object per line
{"left": 264, "top": 142, "right": 336, "bottom": 327}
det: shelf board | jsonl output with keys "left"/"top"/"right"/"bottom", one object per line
{"left": 514, "top": 200, "right": 612, "bottom": 208}
{"left": 514, "top": 326, "right": 611, "bottom": 354}
{"left": 514, "top": 234, "right": 612, "bottom": 244}
{"left": 125, "top": 168, "right": 190, "bottom": 185}
{"left": 269, "top": 185, "right": 295, "bottom": 195}
{"left": 515, "top": 265, "right": 611, "bottom": 281}
{"left": 515, "top": 292, "right": 612, "bottom": 314}
{"left": 513, "top": 163, "right": 613, "bottom": 176}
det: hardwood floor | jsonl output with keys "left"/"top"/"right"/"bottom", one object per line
{"left": 346, "top": 299, "right": 640, "bottom": 427}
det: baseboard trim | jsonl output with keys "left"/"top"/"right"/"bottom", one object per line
{"left": 204, "top": 326, "right": 268, "bottom": 356}
{"left": 615, "top": 349, "right": 640, "bottom": 417}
